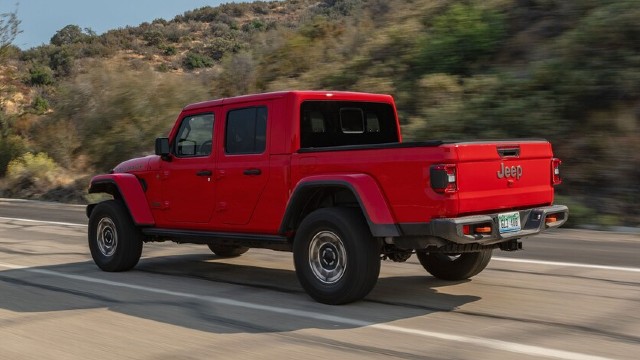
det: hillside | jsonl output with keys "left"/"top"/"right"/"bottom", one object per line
{"left": 1, "top": 0, "right": 639, "bottom": 227}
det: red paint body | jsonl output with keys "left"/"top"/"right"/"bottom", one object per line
{"left": 89, "top": 91, "right": 564, "bottom": 240}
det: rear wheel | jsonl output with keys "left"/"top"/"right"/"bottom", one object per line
{"left": 293, "top": 208, "right": 380, "bottom": 305}
{"left": 207, "top": 244, "right": 249, "bottom": 257}
{"left": 88, "top": 200, "right": 143, "bottom": 272}
{"left": 416, "top": 250, "right": 492, "bottom": 280}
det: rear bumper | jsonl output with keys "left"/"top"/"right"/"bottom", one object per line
{"left": 399, "top": 205, "right": 568, "bottom": 245}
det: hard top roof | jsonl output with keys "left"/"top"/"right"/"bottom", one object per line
{"left": 182, "top": 90, "right": 394, "bottom": 111}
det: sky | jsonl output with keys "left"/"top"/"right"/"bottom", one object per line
{"left": 1, "top": 0, "right": 252, "bottom": 49}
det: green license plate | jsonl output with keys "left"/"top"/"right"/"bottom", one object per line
{"left": 498, "top": 211, "right": 521, "bottom": 233}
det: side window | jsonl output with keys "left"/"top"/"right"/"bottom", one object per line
{"left": 225, "top": 106, "right": 267, "bottom": 155}
{"left": 174, "top": 113, "right": 214, "bottom": 157}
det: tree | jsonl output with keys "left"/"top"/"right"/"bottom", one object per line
{"left": 50, "top": 24, "right": 90, "bottom": 46}
{"left": 416, "top": 3, "right": 505, "bottom": 76}
{"left": 43, "top": 61, "right": 211, "bottom": 171}
{"left": 0, "top": 7, "right": 20, "bottom": 59}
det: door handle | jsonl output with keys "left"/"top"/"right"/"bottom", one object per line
{"left": 196, "top": 170, "right": 212, "bottom": 176}
{"left": 243, "top": 168, "right": 262, "bottom": 176}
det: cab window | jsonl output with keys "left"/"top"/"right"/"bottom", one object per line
{"left": 300, "top": 101, "right": 398, "bottom": 148}
{"left": 225, "top": 106, "right": 267, "bottom": 155}
{"left": 174, "top": 113, "right": 214, "bottom": 157}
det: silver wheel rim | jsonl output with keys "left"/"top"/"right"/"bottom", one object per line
{"left": 96, "top": 217, "right": 117, "bottom": 257}
{"left": 308, "top": 231, "right": 347, "bottom": 284}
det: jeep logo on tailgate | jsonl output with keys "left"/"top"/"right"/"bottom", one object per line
{"left": 497, "top": 163, "right": 523, "bottom": 180}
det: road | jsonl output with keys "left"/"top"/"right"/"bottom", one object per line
{"left": 0, "top": 198, "right": 638, "bottom": 360}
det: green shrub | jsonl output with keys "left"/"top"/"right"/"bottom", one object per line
{"left": 242, "top": 19, "right": 266, "bottom": 32}
{"left": 0, "top": 134, "right": 28, "bottom": 176}
{"left": 181, "top": 6, "right": 220, "bottom": 22}
{"left": 143, "top": 30, "right": 165, "bottom": 46}
{"left": 162, "top": 23, "right": 189, "bottom": 43}
{"left": 6, "top": 152, "right": 63, "bottom": 189}
{"left": 28, "top": 65, "right": 55, "bottom": 86}
{"left": 49, "top": 47, "right": 75, "bottom": 76}
{"left": 156, "top": 63, "right": 170, "bottom": 72}
{"left": 80, "top": 43, "right": 116, "bottom": 58}
{"left": 99, "top": 28, "right": 135, "bottom": 50}
{"left": 183, "top": 51, "right": 214, "bottom": 69}
{"left": 161, "top": 45, "right": 177, "bottom": 56}
{"left": 151, "top": 18, "right": 168, "bottom": 26}
{"left": 32, "top": 95, "right": 49, "bottom": 113}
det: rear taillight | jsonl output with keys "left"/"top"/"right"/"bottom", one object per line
{"left": 462, "top": 223, "right": 493, "bottom": 235}
{"left": 551, "top": 158, "right": 562, "bottom": 185}
{"left": 430, "top": 164, "right": 457, "bottom": 194}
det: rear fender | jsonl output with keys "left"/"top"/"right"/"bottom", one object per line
{"left": 87, "top": 174, "right": 155, "bottom": 226}
{"left": 281, "top": 174, "right": 400, "bottom": 237}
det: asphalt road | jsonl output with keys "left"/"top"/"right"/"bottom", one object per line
{"left": 0, "top": 198, "right": 638, "bottom": 360}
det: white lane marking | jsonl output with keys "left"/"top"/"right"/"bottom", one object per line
{"left": 1, "top": 215, "right": 638, "bottom": 274}
{"left": 493, "top": 257, "right": 640, "bottom": 273}
{"left": 0, "top": 217, "right": 86, "bottom": 227}
{"left": 0, "top": 262, "right": 615, "bottom": 360}
{"left": 0, "top": 198, "right": 86, "bottom": 208}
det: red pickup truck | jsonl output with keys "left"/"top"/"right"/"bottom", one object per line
{"left": 87, "top": 90, "right": 568, "bottom": 304}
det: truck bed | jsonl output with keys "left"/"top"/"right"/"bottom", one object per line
{"left": 291, "top": 139, "right": 556, "bottom": 223}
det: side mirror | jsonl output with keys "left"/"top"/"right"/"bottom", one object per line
{"left": 155, "top": 137, "right": 171, "bottom": 161}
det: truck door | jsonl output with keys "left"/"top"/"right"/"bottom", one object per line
{"left": 160, "top": 112, "right": 216, "bottom": 224}
{"left": 215, "top": 105, "right": 270, "bottom": 225}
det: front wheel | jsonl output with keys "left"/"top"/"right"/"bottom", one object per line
{"left": 88, "top": 200, "right": 143, "bottom": 272}
{"left": 416, "top": 250, "right": 492, "bottom": 281}
{"left": 293, "top": 208, "right": 381, "bottom": 305}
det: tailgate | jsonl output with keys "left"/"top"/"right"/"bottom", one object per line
{"left": 453, "top": 141, "right": 555, "bottom": 215}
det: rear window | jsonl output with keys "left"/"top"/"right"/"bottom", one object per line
{"left": 300, "top": 101, "right": 398, "bottom": 148}
{"left": 340, "top": 108, "right": 365, "bottom": 133}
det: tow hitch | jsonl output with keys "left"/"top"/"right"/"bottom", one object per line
{"left": 499, "top": 239, "right": 522, "bottom": 251}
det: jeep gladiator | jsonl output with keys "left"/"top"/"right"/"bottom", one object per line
{"left": 87, "top": 90, "right": 568, "bottom": 304}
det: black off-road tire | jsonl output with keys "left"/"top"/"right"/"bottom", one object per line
{"left": 88, "top": 200, "right": 143, "bottom": 272}
{"left": 208, "top": 244, "right": 249, "bottom": 257}
{"left": 416, "top": 249, "right": 492, "bottom": 281}
{"left": 293, "top": 207, "right": 381, "bottom": 305}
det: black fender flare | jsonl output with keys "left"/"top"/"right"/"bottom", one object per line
{"left": 86, "top": 173, "right": 155, "bottom": 226}
{"left": 280, "top": 174, "right": 400, "bottom": 237}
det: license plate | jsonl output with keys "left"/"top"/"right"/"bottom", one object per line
{"left": 498, "top": 211, "right": 521, "bottom": 233}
